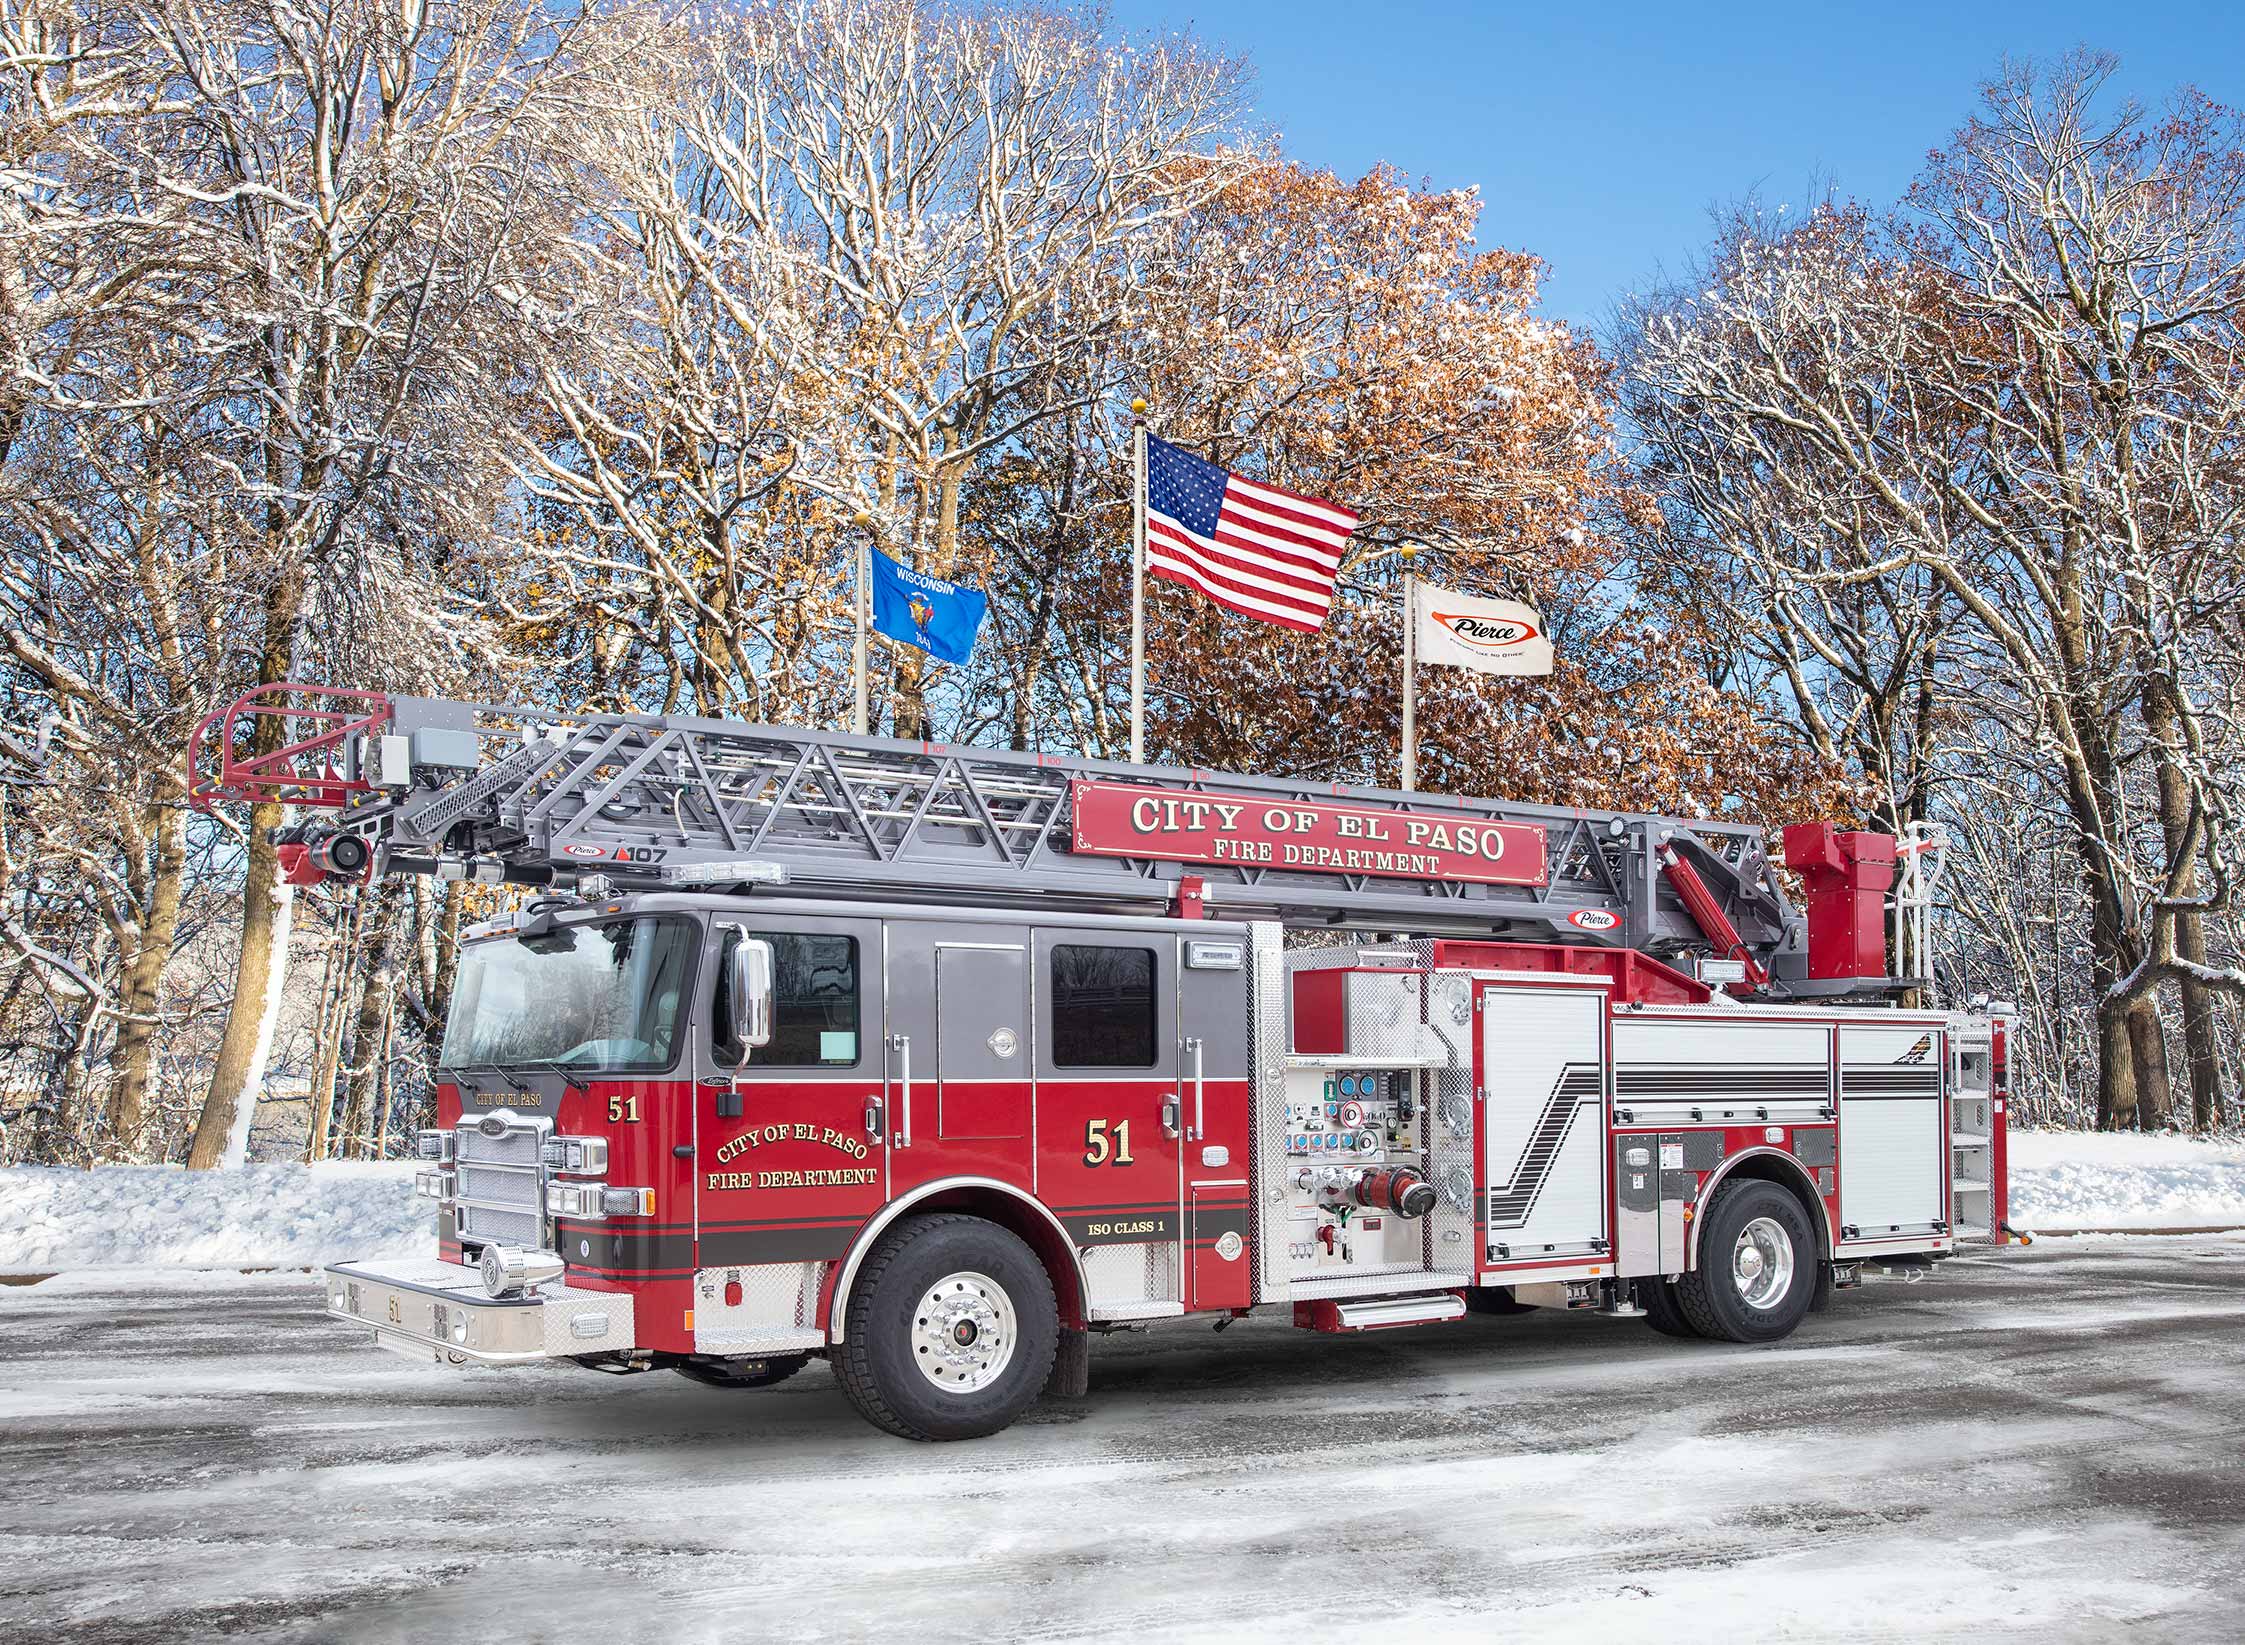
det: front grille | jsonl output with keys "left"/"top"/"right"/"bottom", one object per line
{"left": 453, "top": 1116, "right": 550, "bottom": 1250}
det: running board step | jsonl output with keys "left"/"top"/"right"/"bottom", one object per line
{"left": 1293, "top": 1293, "right": 1468, "bottom": 1333}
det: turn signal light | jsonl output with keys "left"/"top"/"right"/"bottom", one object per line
{"left": 546, "top": 1182, "right": 653, "bottom": 1219}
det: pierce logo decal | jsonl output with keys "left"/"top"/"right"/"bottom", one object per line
{"left": 1432, "top": 612, "right": 1542, "bottom": 653}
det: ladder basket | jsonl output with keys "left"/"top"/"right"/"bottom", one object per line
{"left": 188, "top": 683, "right": 393, "bottom": 811}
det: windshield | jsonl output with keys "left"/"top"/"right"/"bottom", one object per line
{"left": 441, "top": 916, "right": 697, "bottom": 1074}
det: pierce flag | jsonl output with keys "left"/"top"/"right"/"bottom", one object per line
{"left": 1411, "top": 582, "right": 1553, "bottom": 676}
{"left": 868, "top": 548, "right": 987, "bottom": 666}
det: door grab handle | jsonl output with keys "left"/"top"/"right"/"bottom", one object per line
{"left": 1186, "top": 1037, "right": 1205, "bottom": 1142}
{"left": 889, "top": 1033, "right": 912, "bottom": 1149}
{"left": 864, "top": 1094, "right": 885, "bottom": 1144}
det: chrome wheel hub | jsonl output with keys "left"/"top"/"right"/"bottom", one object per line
{"left": 1731, "top": 1216, "right": 1796, "bottom": 1312}
{"left": 911, "top": 1271, "right": 1016, "bottom": 1394}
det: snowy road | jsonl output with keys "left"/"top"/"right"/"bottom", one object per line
{"left": 4, "top": 1239, "right": 2244, "bottom": 1644}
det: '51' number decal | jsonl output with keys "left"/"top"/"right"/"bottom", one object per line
{"left": 1082, "top": 1118, "right": 1136, "bottom": 1168}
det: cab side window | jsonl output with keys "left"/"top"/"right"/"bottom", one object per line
{"left": 714, "top": 930, "right": 861, "bottom": 1067}
{"left": 1050, "top": 944, "right": 1157, "bottom": 1067}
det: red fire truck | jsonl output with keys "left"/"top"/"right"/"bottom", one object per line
{"left": 192, "top": 684, "right": 2011, "bottom": 1441}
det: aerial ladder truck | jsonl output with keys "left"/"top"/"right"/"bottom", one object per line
{"left": 191, "top": 683, "right": 2011, "bottom": 1441}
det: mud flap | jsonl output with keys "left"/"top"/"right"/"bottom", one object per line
{"left": 1045, "top": 1326, "right": 1090, "bottom": 1399}
{"left": 1809, "top": 1259, "right": 1833, "bottom": 1314}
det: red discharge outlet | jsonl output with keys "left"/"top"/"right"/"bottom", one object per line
{"left": 1352, "top": 1167, "right": 1437, "bottom": 1219}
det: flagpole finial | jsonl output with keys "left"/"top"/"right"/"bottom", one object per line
{"left": 850, "top": 510, "right": 872, "bottom": 529}
{"left": 1400, "top": 542, "right": 1420, "bottom": 562}
{"left": 1130, "top": 398, "right": 1148, "bottom": 417}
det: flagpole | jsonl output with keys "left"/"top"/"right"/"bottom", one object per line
{"left": 1400, "top": 543, "right": 1419, "bottom": 791}
{"left": 850, "top": 511, "right": 871, "bottom": 736}
{"left": 1128, "top": 398, "right": 1148, "bottom": 765}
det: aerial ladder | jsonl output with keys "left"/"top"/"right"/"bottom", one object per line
{"left": 189, "top": 682, "right": 1892, "bottom": 998}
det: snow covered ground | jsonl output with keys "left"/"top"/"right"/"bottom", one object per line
{"left": 1, "top": 1236, "right": 2241, "bottom": 1642}
{"left": 2, "top": 1130, "right": 2241, "bottom": 1277}
{"left": 2008, "top": 1130, "right": 2245, "bottom": 1231}
{"left": 0, "top": 1161, "right": 420, "bottom": 1273}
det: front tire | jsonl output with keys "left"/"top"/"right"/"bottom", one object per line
{"left": 1674, "top": 1179, "right": 1816, "bottom": 1344}
{"left": 835, "top": 1214, "right": 1058, "bottom": 1441}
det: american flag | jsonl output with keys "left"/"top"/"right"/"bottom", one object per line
{"left": 1143, "top": 434, "right": 1357, "bottom": 632}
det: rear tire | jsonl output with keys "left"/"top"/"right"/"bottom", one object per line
{"left": 673, "top": 1354, "right": 809, "bottom": 1389}
{"left": 1635, "top": 1277, "right": 1699, "bottom": 1338}
{"left": 834, "top": 1214, "right": 1058, "bottom": 1441}
{"left": 1675, "top": 1179, "right": 1816, "bottom": 1344}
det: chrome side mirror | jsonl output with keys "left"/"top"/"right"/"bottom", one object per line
{"left": 728, "top": 934, "right": 775, "bottom": 1051}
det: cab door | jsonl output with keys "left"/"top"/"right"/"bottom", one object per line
{"left": 695, "top": 914, "right": 888, "bottom": 1272}
{"left": 882, "top": 921, "right": 1035, "bottom": 1196}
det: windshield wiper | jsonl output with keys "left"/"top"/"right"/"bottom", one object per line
{"left": 520, "top": 1059, "right": 591, "bottom": 1094}
{"left": 442, "top": 1062, "right": 527, "bottom": 1094}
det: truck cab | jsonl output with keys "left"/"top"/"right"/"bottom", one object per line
{"left": 333, "top": 892, "right": 1266, "bottom": 1437}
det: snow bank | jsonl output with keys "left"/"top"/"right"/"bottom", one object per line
{"left": 2009, "top": 1130, "right": 2245, "bottom": 1230}
{"left": 5, "top": 1131, "right": 2240, "bottom": 1272}
{"left": 0, "top": 1162, "right": 421, "bottom": 1273}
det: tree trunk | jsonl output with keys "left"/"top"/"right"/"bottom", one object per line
{"left": 2178, "top": 915, "right": 2226, "bottom": 1130}
{"left": 340, "top": 883, "right": 401, "bottom": 1160}
{"left": 187, "top": 798, "right": 294, "bottom": 1168}
{"left": 188, "top": 554, "right": 311, "bottom": 1170}
{"left": 2086, "top": 816, "right": 2139, "bottom": 1130}
{"left": 42, "top": 1008, "right": 95, "bottom": 1165}
{"left": 2143, "top": 670, "right": 2226, "bottom": 1130}
{"left": 372, "top": 989, "right": 398, "bottom": 1160}
{"left": 2126, "top": 999, "right": 2174, "bottom": 1131}
{"left": 2093, "top": 989, "right": 2137, "bottom": 1130}
{"left": 106, "top": 799, "right": 187, "bottom": 1155}
{"left": 429, "top": 880, "right": 462, "bottom": 1028}
{"left": 303, "top": 891, "right": 361, "bottom": 1163}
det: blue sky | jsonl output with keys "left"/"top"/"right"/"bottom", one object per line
{"left": 1124, "top": 1, "right": 2244, "bottom": 331}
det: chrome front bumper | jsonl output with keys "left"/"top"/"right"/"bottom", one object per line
{"left": 323, "top": 1256, "right": 637, "bottom": 1366}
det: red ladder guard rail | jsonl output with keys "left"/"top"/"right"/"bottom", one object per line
{"left": 188, "top": 683, "right": 393, "bottom": 811}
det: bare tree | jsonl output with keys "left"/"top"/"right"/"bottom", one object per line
{"left": 1627, "top": 54, "right": 2245, "bottom": 1126}
{"left": 3, "top": 0, "right": 665, "bottom": 1165}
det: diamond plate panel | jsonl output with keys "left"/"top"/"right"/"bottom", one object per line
{"left": 1082, "top": 1240, "right": 1178, "bottom": 1307}
{"left": 693, "top": 1261, "right": 828, "bottom": 1352}
{"left": 539, "top": 1284, "right": 637, "bottom": 1355}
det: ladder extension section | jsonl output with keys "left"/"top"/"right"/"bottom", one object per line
{"left": 190, "top": 683, "right": 1808, "bottom": 974}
